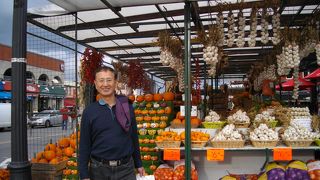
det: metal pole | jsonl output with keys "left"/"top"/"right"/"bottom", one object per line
{"left": 203, "top": 62, "right": 207, "bottom": 116}
{"left": 74, "top": 12, "right": 80, "bottom": 164}
{"left": 8, "top": 0, "right": 31, "bottom": 179}
{"left": 184, "top": 1, "right": 191, "bottom": 179}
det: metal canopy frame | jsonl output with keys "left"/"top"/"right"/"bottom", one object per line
{"left": 26, "top": 0, "right": 319, "bottom": 81}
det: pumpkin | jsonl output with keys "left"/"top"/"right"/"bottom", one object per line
{"left": 45, "top": 140, "right": 56, "bottom": 151}
{"left": 153, "top": 93, "right": 163, "bottom": 101}
{"left": 67, "top": 160, "right": 74, "bottom": 166}
{"left": 171, "top": 118, "right": 182, "bottom": 127}
{"left": 58, "top": 137, "right": 70, "bottom": 148}
{"left": 128, "top": 95, "right": 135, "bottom": 102}
{"left": 31, "top": 153, "right": 37, "bottom": 163}
{"left": 146, "top": 103, "right": 153, "bottom": 108}
{"left": 151, "top": 116, "right": 160, "bottom": 121}
{"left": 159, "top": 121, "right": 167, "bottom": 128}
{"left": 38, "top": 158, "right": 48, "bottom": 163}
{"left": 144, "top": 94, "right": 154, "bottom": 102}
{"left": 44, "top": 150, "right": 56, "bottom": 161}
{"left": 134, "top": 109, "right": 141, "bottom": 115}
{"left": 176, "top": 112, "right": 184, "bottom": 120}
{"left": 149, "top": 109, "right": 157, "bottom": 115}
{"left": 71, "top": 170, "right": 78, "bottom": 175}
{"left": 164, "top": 107, "right": 172, "bottom": 114}
{"left": 62, "top": 156, "right": 69, "bottom": 161}
{"left": 157, "top": 109, "right": 165, "bottom": 115}
{"left": 136, "top": 116, "right": 144, "bottom": 122}
{"left": 63, "top": 169, "right": 71, "bottom": 176}
{"left": 64, "top": 147, "right": 74, "bottom": 157}
{"left": 55, "top": 148, "right": 63, "bottom": 157}
{"left": 141, "top": 109, "right": 149, "bottom": 115}
{"left": 49, "top": 158, "right": 59, "bottom": 164}
{"left": 70, "top": 139, "right": 77, "bottom": 149}
{"left": 163, "top": 92, "right": 175, "bottom": 101}
{"left": 191, "top": 118, "right": 201, "bottom": 128}
{"left": 160, "top": 116, "right": 168, "bottom": 121}
{"left": 136, "top": 95, "right": 144, "bottom": 102}
{"left": 143, "top": 116, "right": 152, "bottom": 121}
{"left": 150, "top": 165, "right": 157, "bottom": 171}
{"left": 36, "top": 151, "right": 44, "bottom": 160}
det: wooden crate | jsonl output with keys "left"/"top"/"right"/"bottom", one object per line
{"left": 31, "top": 169, "right": 63, "bottom": 180}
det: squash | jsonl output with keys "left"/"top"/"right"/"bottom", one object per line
{"left": 163, "top": 92, "right": 175, "bottom": 101}
{"left": 176, "top": 112, "right": 184, "bottom": 120}
{"left": 44, "top": 150, "right": 56, "bottom": 161}
{"left": 58, "top": 137, "right": 70, "bottom": 148}
{"left": 153, "top": 93, "right": 163, "bottom": 101}
{"left": 164, "top": 107, "right": 172, "bottom": 114}
{"left": 136, "top": 95, "right": 144, "bottom": 102}
{"left": 49, "top": 158, "right": 59, "bottom": 164}
{"left": 45, "top": 139, "right": 56, "bottom": 151}
{"left": 64, "top": 147, "right": 74, "bottom": 157}
{"left": 128, "top": 95, "right": 135, "bottom": 102}
{"left": 144, "top": 94, "right": 154, "bottom": 102}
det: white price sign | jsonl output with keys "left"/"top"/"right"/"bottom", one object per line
{"left": 292, "top": 118, "right": 312, "bottom": 132}
{"left": 180, "top": 106, "right": 197, "bottom": 117}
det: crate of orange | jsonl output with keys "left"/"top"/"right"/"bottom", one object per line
{"left": 180, "top": 131, "right": 210, "bottom": 148}
{"left": 155, "top": 131, "right": 181, "bottom": 148}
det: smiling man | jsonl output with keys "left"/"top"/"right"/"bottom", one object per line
{"left": 79, "top": 66, "right": 144, "bottom": 180}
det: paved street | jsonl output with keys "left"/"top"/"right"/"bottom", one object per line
{"left": 0, "top": 125, "right": 75, "bottom": 163}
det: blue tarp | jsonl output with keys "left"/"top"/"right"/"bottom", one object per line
{"left": 0, "top": 91, "right": 11, "bottom": 100}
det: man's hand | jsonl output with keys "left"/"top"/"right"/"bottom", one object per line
{"left": 137, "top": 167, "right": 145, "bottom": 177}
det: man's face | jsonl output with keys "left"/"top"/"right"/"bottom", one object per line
{"left": 94, "top": 70, "right": 117, "bottom": 98}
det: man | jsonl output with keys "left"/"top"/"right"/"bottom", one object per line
{"left": 79, "top": 66, "right": 144, "bottom": 180}
{"left": 60, "top": 106, "right": 69, "bottom": 130}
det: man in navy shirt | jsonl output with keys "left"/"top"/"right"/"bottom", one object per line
{"left": 79, "top": 66, "right": 144, "bottom": 179}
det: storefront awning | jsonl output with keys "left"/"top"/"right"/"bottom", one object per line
{"left": 305, "top": 68, "right": 320, "bottom": 79}
{"left": 0, "top": 91, "right": 11, "bottom": 100}
{"left": 40, "top": 85, "right": 65, "bottom": 98}
{"left": 275, "top": 77, "right": 315, "bottom": 91}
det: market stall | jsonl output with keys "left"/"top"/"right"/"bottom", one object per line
{"left": 8, "top": 0, "right": 320, "bottom": 179}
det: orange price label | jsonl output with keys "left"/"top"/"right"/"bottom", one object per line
{"left": 207, "top": 149, "right": 224, "bottom": 161}
{"left": 164, "top": 148, "right": 180, "bottom": 161}
{"left": 273, "top": 147, "right": 292, "bottom": 161}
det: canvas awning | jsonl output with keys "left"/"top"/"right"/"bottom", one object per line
{"left": 305, "top": 68, "right": 320, "bottom": 79}
{"left": 276, "top": 77, "right": 315, "bottom": 91}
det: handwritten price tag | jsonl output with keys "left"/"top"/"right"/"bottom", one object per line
{"left": 164, "top": 149, "right": 180, "bottom": 161}
{"left": 207, "top": 149, "right": 224, "bottom": 161}
{"left": 273, "top": 148, "right": 292, "bottom": 161}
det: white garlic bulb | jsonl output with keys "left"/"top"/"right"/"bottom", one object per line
{"left": 227, "top": 11, "right": 235, "bottom": 47}
{"left": 250, "top": 123, "right": 279, "bottom": 141}
{"left": 261, "top": 8, "right": 269, "bottom": 44}
{"left": 282, "top": 121, "right": 316, "bottom": 140}
{"left": 227, "top": 110, "right": 250, "bottom": 123}
{"left": 271, "top": 9, "right": 281, "bottom": 45}
{"left": 248, "top": 8, "right": 257, "bottom": 47}
{"left": 205, "top": 110, "right": 221, "bottom": 122}
{"left": 316, "top": 42, "right": 320, "bottom": 65}
{"left": 236, "top": 10, "right": 245, "bottom": 48}
{"left": 254, "top": 111, "right": 275, "bottom": 123}
{"left": 213, "top": 124, "right": 243, "bottom": 141}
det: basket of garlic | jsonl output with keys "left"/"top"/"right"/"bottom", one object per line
{"left": 227, "top": 110, "right": 251, "bottom": 128}
{"left": 211, "top": 124, "right": 245, "bottom": 148}
{"left": 250, "top": 124, "right": 279, "bottom": 148}
{"left": 282, "top": 122, "right": 316, "bottom": 147}
{"left": 254, "top": 110, "right": 278, "bottom": 128}
{"left": 202, "top": 110, "right": 226, "bottom": 129}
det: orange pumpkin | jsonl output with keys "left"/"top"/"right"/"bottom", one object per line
{"left": 49, "top": 158, "right": 59, "bottom": 164}
{"left": 143, "top": 116, "right": 152, "bottom": 121}
{"left": 160, "top": 116, "right": 168, "bottom": 121}
{"left": 163, "top": 92, "right": 175, "bottom": 101}
{"left": 157, "top": 109, "right": 165, "bottom": 115}
{"left": 191, "top": 118, "right": 201, "bottom": 127}
{"left": 153, "top": 93, "right": 163, "bottom": 101}
{"left": 141, "top": 109, "right": 149, "bottom": 115}
{"left": 64, "top": 147, "right": 74, "bottom": 157}
{"left": 71, "top": 170, "right": 78, "bottom": 175}
{"left": 55, "top": 148, "right": 63, "bottom": 157}
{"left": 171, "top": 118, "right": 182, "bottom": 126}
{"left": 70, "top": 139, "right": 77, "bottom": 149}
{"left": 63, "top": 169, "right": 71, "bottom": 175}
{"left": 136, "top": 95, "right": 144, "bottom": 102}
{"left": 45, "top": 140, "right": 56, "bottom": 151}
{"left": 128, "top": 95, "right": 135, "bottom": 102}
{"left": 164, "top": 107, "right": 172, "bottom": 114}
{"left": 151, "top": 116, "right": 160, "bottom": 121}
{"left": 149, "top": 109, "right": 157, "bottom": 115}
{"left": 36, "top": 151, "right": 44, "bottom": 161}
{"left": 58, "top": 137, "right": 70, "bottom": 148}
{"left": 134, "top": 109, "right": 141, "bottom": 115}
{"left": 62, "top": 156, "right": 69, "bottom": 161}
{"left": 44, "top": 150, "right": 56, "bottom": 161}
{"left": 144, "top": 94, "right": 154, "bottom": 102}
{"left": 176, "top": 112, "right": 184, "bottom": 120}
{"left": 136, "top": 116, "right": 144, "bottom": 122}
{"left": 38, "top": 158, "right": 48, "bottom": 163}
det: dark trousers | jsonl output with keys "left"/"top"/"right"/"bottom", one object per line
{"left": 62, "top": 120, "right": 68, "bottom": 130}
{"left": 89, "top": 157, "right": 136, "bottom": 180}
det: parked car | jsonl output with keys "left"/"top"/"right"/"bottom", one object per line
{"left": 29, "top": 110, "right": 63, "bottom": 128}
{"left": 0, "top": 103, "right": 31, "bottom": 131}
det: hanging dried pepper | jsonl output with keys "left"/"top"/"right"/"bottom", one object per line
{"left": 80, "top": 48, "right": 103, "bottom": 84}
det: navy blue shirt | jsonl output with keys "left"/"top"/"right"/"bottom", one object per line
{"left": 79, "top": 98, "right": 142, "bottom": 179}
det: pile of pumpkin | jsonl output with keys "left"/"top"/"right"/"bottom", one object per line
{"left": 171, "top": 112, "right": 202, "bottom": 128}
{"left": 31, "top": 132, "right": 79, "bottom": 165}
{"left": 0, "top": 169, "right": 9, "bottom": 180}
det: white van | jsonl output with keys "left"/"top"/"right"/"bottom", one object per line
{"left": 0, "top": 103, "right": 30, "bottom": 131}
{"left": 0, "top": 103, "right": 11, "bottom": 130}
